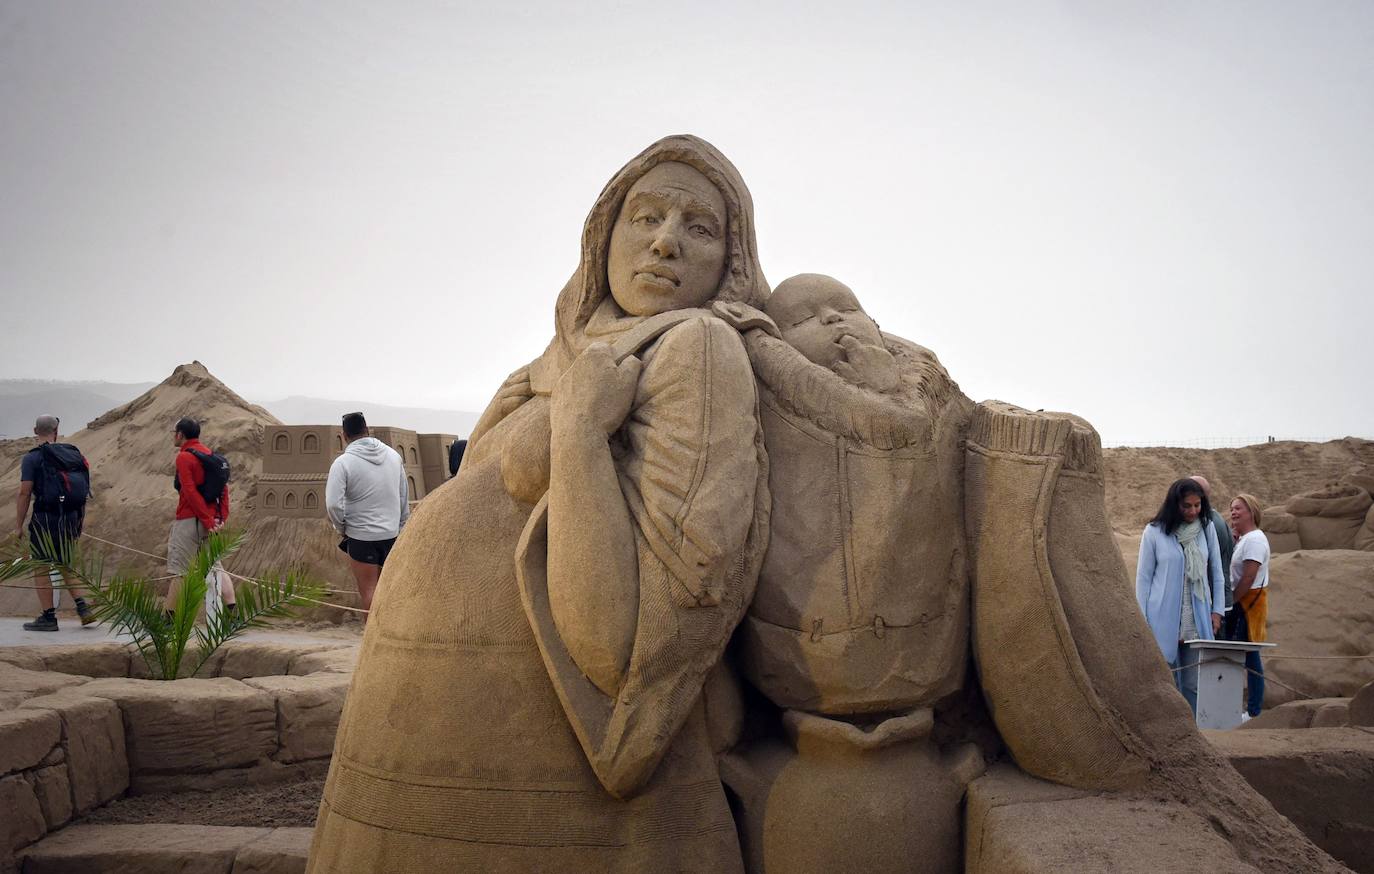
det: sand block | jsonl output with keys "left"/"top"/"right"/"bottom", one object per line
{"left": 17, "top": 824, "right": 272, "bottom": 874}
{"left": 243, "top": 673, "right": 349, "bottom": 763}
{"left": 285, "top": 646, "right": 358, "bottom": 676}
{"left": 965, "top": 765, "right": 1261, "bottom": 873}
{"left": 1350, "top": 680, "right": 1374, "bottom": 727}
{"left": 0, "top": 647, "right": 45, "bottom": 671}
{"left": 1208, "top": 727, "right": 1374, "bottom": 873}
{"left": 31, "top": 642, "right": 133, "bottom": 678}
{"left": 216, "top": 642, "right": 345, "bottom": 680}
{"left": 21, "top": 690, "right": 129, "bottom": 813}
{"left": 232, "top": 827, "right": 313, "bottom": 874}
{"left": 1244, "top": 697, "right": 1350, "bottom": 729}
{"left": 1263, "top": 550, "right": 1374, "bottom": 706}
{"left": 1311, "top": 700, "right": 1351, "bottom": 727}
{"left": 0, "top": 708, "right": 61, "bottom": 774}
{"left": 29, "top": 764, "right": 72, "bottom": 830}
{"left": 0, "top": 661, "right": 88, "bottom": 702}
{"left": 0, "top": 774, "right": 47, "bottom": 854}
{"left": 75, "top": 677, "right": 275, "bottom": 777}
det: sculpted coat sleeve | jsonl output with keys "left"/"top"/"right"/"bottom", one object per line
{"left": 518, "top": 316, "right": 767, "bottom": 799}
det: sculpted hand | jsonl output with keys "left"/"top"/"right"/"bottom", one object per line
{"left": 710, "top": 300, "right": 782, "bottom": 339}
{"left": 553, "top": 342, "right": 643, "bottom": 436}
{"left": 833, "top": 334, "right": 900, "bottom": 393}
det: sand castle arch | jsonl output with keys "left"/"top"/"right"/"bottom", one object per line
{"left": 258, "top": 424, "right": 459, "bottom": 519}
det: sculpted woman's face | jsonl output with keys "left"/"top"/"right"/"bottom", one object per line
{"left": 607, "top": 162, "right": 729, "bottom": 317}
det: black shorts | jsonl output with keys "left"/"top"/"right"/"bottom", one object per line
{"left": 30, "top": 509, "right": 84, "bottom": 563}
{"left": 338, "top": 536, "right": 396, "bottom": 567}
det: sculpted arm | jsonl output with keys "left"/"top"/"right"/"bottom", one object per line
{"left": 522, "top": 318, "right": 762, "bottom": 799}
{"left": 547, "top": 344, "right": 643, "bottom": 691}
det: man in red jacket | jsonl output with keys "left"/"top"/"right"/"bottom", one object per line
{"left": 165, "top": 417, "right": 236, "bottom": 614}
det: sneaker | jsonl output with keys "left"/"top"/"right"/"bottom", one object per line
{"left": 1239, "top": 712, "right": 1251, "bottom": 724}
{"left": 23, "top": 612, "right": 58, "bottom": 632}
{"left": 76, "top": 601, "right": 97, "bottom": 626}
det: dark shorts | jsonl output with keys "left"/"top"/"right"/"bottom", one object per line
{"left": 338, "top": 536, "right": 396, "bottom": 567}
{"left": 30, "top": 509, "right": 84, "bottom": 563}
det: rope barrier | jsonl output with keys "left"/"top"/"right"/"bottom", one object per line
{"left": 80, "top": 532, "right": 166, "bottom": 562}
{"left": 7, "top": 531, "right": 370, "bottom": 615}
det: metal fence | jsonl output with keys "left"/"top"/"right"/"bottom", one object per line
{"left": 1106, "top": 435, "right": 1363, "bottom": 449}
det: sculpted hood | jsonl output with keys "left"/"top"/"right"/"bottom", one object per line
{"left": 542, "top": 134, "right": 770, "bottom": 376}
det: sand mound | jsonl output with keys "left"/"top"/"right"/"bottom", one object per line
{"left": 1, "top": 362, "right": 280, "bottom": 614}
{"left": 1103, "top": 439, "right": 1374, "bottom": 535}
{"left": 1262, "top": 549, "right": 1374, "bottom": 706}
{"left": 232, "top": 516, "right": 364, "bottom": 618}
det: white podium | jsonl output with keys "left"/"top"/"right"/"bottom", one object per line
{"left": 1182, "top": 638, "right": 1276, "bottom": 729}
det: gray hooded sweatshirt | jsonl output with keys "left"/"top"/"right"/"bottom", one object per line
{"left": 325, "top": 437, "right": 410, "bottom": 541}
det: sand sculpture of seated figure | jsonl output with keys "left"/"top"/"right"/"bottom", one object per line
{"left": 310, "top": 137, "right": 1348, "bottom": 874}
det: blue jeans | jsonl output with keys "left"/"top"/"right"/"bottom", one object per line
{"left": 1225, "top": 607, "right": 1265, "bottom": 716}
{"left": 1172, "top": 642, "right": 1202, "bottom": 714}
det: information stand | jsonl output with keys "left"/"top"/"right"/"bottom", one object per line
{"left": 1182, "top": 638, "right": 1277, "bottom": 729}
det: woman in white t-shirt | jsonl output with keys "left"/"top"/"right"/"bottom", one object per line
{"left": 1229, "top": 493, "right": 1271, "bottom": 717}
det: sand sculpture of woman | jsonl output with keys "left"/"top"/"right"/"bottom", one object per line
{"left": 310, "top": 136, "right": 1347, "bottom": 874}
{"left": 307, "top": 135, "right": 770, "bottom": 872}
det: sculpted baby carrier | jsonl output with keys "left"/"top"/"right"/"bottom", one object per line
{"left": 732, "top": 326, "right": 973, "bottom": 714}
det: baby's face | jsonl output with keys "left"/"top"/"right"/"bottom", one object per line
{"left": 766, "top": 275, "right": 885, "bottom": 370}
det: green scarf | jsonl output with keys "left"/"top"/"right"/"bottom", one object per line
{"left": 1176, "top": 519, "right": 1210, "bottom": 611}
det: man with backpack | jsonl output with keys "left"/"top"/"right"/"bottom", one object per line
{"left": 165, "top": 417, "right": 235, "bottom": 614}
{"left": 16, "top": 415, "right": 96, "bottom": 631}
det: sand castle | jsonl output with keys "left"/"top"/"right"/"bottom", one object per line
{"left": 257, "top": 425, "right": 458, "bottom": 518}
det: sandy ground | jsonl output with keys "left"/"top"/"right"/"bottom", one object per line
{"left": 0, "top": 616, "right": 361, "bottom": 648}
{"left": 77, "top": 778, "right": 324, "bottom": 828}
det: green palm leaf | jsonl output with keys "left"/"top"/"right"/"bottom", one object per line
{"left": 3, "top": 527, "right": 325, "bottom": 680}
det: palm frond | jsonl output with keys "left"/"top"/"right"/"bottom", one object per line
{"left": 10, "top": 524, "right": 324, "bottom": 681}
{"left": 188, "top": 567, "right": 325, "bottom": 677}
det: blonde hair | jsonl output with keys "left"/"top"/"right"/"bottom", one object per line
{"left": 1232, "top": 493, "right": 1263, "bottom": 529}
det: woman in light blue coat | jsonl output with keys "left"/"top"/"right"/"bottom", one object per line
{"left": 1136, "top": 477, "right": 1226, "bottom": 713}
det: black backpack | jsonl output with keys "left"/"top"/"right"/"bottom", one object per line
{"left": 30, "top": 443, "right": 91, "bottom": 512}
{"left": 173, "top": 447, "right": 231, "bottom": 506}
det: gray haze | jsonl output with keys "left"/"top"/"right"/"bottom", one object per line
{"left": 2, "top": 1, "right": 1371, "bottom": 446}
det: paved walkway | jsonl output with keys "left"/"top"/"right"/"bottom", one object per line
{"left": 0, "top": 617, "right": 359, "bottom": 648}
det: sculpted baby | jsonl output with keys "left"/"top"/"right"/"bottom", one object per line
{"left": 713, "top": 273, "right": 980, "bottom": 874}
{"left": 763, "top": 273, "right": 900, "bottom": 393}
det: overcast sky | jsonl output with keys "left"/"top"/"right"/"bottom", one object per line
{"left": 2, "top": 1, "right": 1370, "bottom": 445}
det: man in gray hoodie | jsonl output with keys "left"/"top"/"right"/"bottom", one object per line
{"left": 326, "top": 412, "right": 410, "bottom": 616}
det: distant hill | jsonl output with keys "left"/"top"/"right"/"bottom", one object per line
{"left": 0, "top": 380, "right": 479, "bottom": 440}
{"left": 0, "top": 362, "right": 282, "bottom": 615}
{"left": 261, "top": 396, "right": 479, "bottom": 437}
{"left": 1103, "top": 437, "right": 1374, "bottom": 534}
{"left": 0, "top": 379, "right": 156, "bottom": 438}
